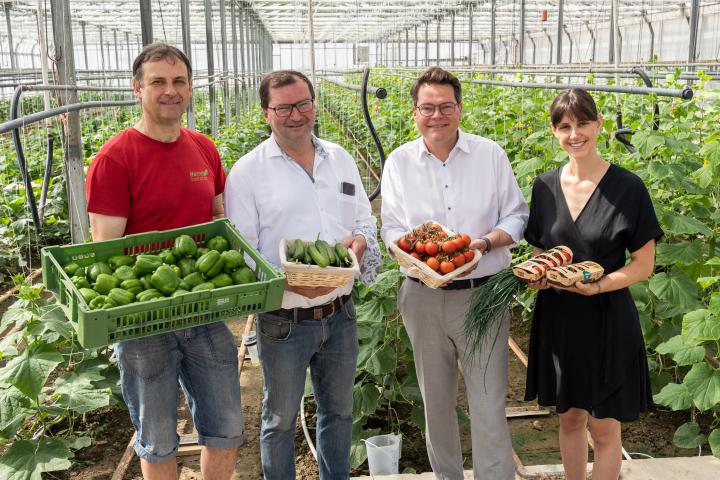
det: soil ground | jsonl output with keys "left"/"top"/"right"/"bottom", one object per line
{"left": 50, "top": 313, "right": 707, "bottom": 480}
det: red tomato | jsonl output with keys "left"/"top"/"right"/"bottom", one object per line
{"left": 453, "top": 237, "right": 466, "bottom": 251}
{"left": 452, "top": 254, "right": 466, "bottom": 268}
{"left": 460, "top": 233, "right": 472, "bottom": 248}
{"left": 410, "top": 252, "right": 422, "bottom": 260}
{"left": 440, "top": 261, "right": 456, "bottom": 274}
{"left": 463, "top": 250, "right": 475, "bottom": 262}
{"left": 415, "top": 242, "right": 426, "bottom": 255}
{"left": 441, "top": 241, "right": 457, "bottom": 254}
{"left": 426, "top": 257, "right": 440, "bottom": 271}
{"left": 425, "top": 242, "right": 439, "bottom": 257}
{"left": 406, "top": 234, "right": 417, "bottom": 243}
{"left": 437, "top": 231, "right": 447, "bottom": 239}
{"left": 398, "top": 238, "right": 411, "bottom": 252}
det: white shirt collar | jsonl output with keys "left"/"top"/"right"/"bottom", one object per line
{"left": 416, "top": 128, "right": 471, "bottom": 160}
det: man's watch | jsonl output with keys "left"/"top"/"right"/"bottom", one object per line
{"left": 480, "top": 236, "right": 492, "bottom": 253}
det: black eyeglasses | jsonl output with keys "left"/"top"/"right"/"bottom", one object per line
{"left": 415, "top": 102, "right": 459, "bottom": 117}
{"left": 266, "top": 99, "right": 315, "bottom": 117}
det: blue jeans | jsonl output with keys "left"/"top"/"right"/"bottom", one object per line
{"left": 257, "top": 299, "right": 358, "bottom": 480}
{"left": 115, "top": 322, "right": 245, "bottom": 463}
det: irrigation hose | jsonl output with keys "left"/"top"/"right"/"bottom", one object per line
{"left": 360, "top": 67, "right": 386, "bottom": 201}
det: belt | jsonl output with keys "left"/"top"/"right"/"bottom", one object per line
{"left": 406, "top": 275, "right": 489, "bottom": 290}
{"left": 269, "top": 294, "right": 352, "bottom": 322}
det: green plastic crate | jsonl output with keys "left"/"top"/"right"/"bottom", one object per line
{"left": 41, "top": 219, "right": 285, "bottom": 348}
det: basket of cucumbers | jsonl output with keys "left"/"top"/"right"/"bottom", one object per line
{"left": 278, "top": 237, "right": 360, "bottom": 288}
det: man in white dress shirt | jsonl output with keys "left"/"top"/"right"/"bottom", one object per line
{"left": 380, "top": 67, "right": 528, "bottom": 480}
{"left": 224, "top": 70, "right": 380, "bottom": 480}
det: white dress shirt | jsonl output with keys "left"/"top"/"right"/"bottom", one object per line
{"left": 225, "top": 134, "right": 378, "bottom": 309}
{"left": 380, "top": 129, "right": 529, "bottom": 279}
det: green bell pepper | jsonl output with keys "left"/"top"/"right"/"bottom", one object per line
{"left": 221, "top": 250, "right": 246, "bottom": 272}
{"left": 120, "top": 279, "right": 143, "bottom": 296}
{"left": 196, "top": 250, "right": 224, "bottom": 278}
{"left": 134, "top": 254, "right": 163, "bottom": 275}
{"left": 206, "top": 235, "right": 230, "bottom": 253}
{"left": 93, "top": 273, "right": 119, "bottom": 295}
{"left": 173, "top": 235, "right": 197, "bottom": 259}
{"left": 63, "top": 262, "right": 81, "bottom": 276}
{"left": 231, "top": 267, "right": 257, "bottom": 285}
{"left": 112, "top": 265, "right": 136, "bottom": 282}
{"left": 178, "top": 258, "right": 197, "bottom": 277}
{"left": 108, "top": 255, "right": 135, "bottom": 269}
{"left": 88, "top": 262, "right": 112, "bottom": 282}
{"left": 136, "top": 289, "right": 165, "bottom": 302}
{"left": 159, "top": 249, "right": 177, "bottom": 265}
{"left": 71, "top": 276, "right": 91, "bottom": 290}
{"left": 183, "top": 272, "right": 205, "bottom": 288}
{"left": 211, "top": 273, "right": 233, "bottom": 288}
{"left": 108, "top": 288, "right": 135, "bottom": 306}
{"left": 79, "top": 288, "right": 98, "bottom": 304}
{"left": 192, "top": 282, "right": 215, "bottom": 292}
{"left": 151, "top": 265, "right": 180, "bottom": 295}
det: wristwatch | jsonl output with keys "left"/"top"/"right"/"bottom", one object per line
{"left": 480, "top": 236, "right": 492, "bottom": 253}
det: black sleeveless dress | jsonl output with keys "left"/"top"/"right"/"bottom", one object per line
{"left": 524, "top": 164, "right": 663, "bottom": 421}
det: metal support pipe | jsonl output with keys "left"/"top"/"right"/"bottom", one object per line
{"left": 180, "top": 0, "right": 195, "bottom": 129}
{"left": 519, "top": 0, "right": 525, "bottom": 64}
{"left": 139, "top": 0, "right": 153, "bottom": 45}
{"left": 414, "top": 25, "right": 418, "bottom": 67}
{"left": 585, "top": 21, "right": 596, "bottom": 63}
{"left": 556, "top": 0, "right": 564, "bottom": 64}
{"left": 480, "top": 41, "right": 486, "bottom": 65}
{"left": 113, "top": 29, "right": 120, "bottom": 72}
{"left": 49, "top": 0, "right": 89, "bottom": 243}
{"left": 501, "top": 37, "right": 509, "bottom": 65}
{"left": 125, "top": 31, "right": 132, "bottom": 69}
{"left": 424, "top": 22, "right": 429, "bottom": 66}
{"left": 468, "top": 3, "right": 474, "bottom": 66}
{"left": 238, "top": 2, "right": 247, "bottom": 110}
{"left": 219, "top": 0, "right": 230, "bottom": 125}
{"left": 450, "top": 11, "right": 455, "bottom": 66}
{"left": 490, "top": 0, "right": 496, "bottom": 65}
{"left": 543, "top": 29, "right": 553, "bottom": 64}
{"left": 35, "top": 0, "right": 51, "bottom": 116}
{"left": 204, "top": 0, "right": 217, "bottom": 134}
{"left": 405, "top": 29, "right": 409, "bottom": 67}
{"left": 231, "top": 0, "right": 240, "bottom": 118}
{"left": 642, "top": 11, "right": 654, "bottom": 62}
{"left": 608, "top": 1, "right": 615, "bottom": 63}
{"left": 436, "top": 19, "right": 441, "bottom": 65}
{"left": 397, "top": 33, "right": 401, "bottom": 67}
{"left": 563, "top": 25, "right": 573, "bottom": 64}
{"left": 1, "top": 99, "right": 137, "bottom": 134}
{"left": 80, "top": 21, "right": 89, "bottom": 70}
{"left": 308, "top": 0, "right": 316, "bottom": 86}
{"left": 4, "top": 3, "right": 16, "bottom": 70}
{"left": 688, "top": 0, "right": 700, "bottom": 65}
{"left": 98, "top": 25, "right": 106, "bottom": 72}
{"left": 528, "top": 35, "right": 535, "bottom": 64}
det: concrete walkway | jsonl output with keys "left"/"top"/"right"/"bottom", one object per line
{"left": 352, "top": 454, "right": 720, "bottom": 479}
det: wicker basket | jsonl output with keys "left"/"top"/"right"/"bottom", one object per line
{"left": 386, "top": 222, "right": 482, "bottom": 289}
{"left": 279, "top": 239, "right": 360, "bottom": 288}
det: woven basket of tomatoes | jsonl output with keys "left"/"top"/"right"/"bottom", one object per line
{"left": 387, "top": 221, "right": 482, "bottom": 289}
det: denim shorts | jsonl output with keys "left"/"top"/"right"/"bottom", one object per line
{"left": 115, "top": 322, "right": 244, "bottom": 463}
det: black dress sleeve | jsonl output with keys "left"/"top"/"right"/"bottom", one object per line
{"left": 626, "top": 175, "right": 664, "bottom": 253}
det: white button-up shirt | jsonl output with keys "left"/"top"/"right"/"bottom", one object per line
{"left": 226, "top": 134, "right": 378, "bottom": 308}
{"left": 381, "top": 129, "right": 529, "bottom": 278}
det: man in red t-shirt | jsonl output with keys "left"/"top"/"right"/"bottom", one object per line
{"left": 85, "top": 43, "right": 243, "bottom": 480}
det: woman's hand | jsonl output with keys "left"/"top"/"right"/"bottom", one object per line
{"left": 527, "top": 278, "right": 550, "bottom": 290}
{"left": 564, "top": 280, "right": 602, "bottom": 296}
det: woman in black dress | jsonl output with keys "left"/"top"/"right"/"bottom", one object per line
{"left": 525, "top": 89, "right": 663, "bottom": 480}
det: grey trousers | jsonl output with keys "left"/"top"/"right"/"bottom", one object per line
{"left": 398, "top": 279, "right": 515, "bottom": 480}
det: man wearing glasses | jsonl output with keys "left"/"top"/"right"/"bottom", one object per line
{"left": 224, "top": 70, "right": 379, "bottom": 479}
{"left": 380, "top": 67, "right": 528, "bottom": 479}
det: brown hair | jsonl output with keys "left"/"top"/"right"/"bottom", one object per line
{"left": 259, "top": 70, "right": 315, "bottom": 108}
{"left": 410, "top": 67, "right": 462, "bottom": 105}
{"left": 132, "top": 42, "right": 192, "bottom": 83}
{"left": 550, "top": 88, "right": 599, "bottom": 127}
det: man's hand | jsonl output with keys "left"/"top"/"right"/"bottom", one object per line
{"left": 343, "top": 234, "right": 366, "bottom": 264}
{"left": 285, "top": 283, "right": 336, "bottom": 299}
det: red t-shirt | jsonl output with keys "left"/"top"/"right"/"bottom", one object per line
{"left": 86, "top": 128, "right": 226, "bottom": 235}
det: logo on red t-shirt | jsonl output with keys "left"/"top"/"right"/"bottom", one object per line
{"left": 189, "top": 169, "right": 209, "bottom": 182}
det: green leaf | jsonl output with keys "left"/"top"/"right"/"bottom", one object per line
{"left": 0, "top": 438, "right": 73, "bottom": 480}
{"left": 660, "top": 212, "right": 712, "bottom": 236}
{"left": 356, "top": 296, "right": 395, "bottom": 323}
{"left": 697, "top": 276, "right": 720, "bottom": 289}
{"left": 0, "top": 387, "right": 34, "bottom": 439}
{"left": 709, "top": 428, "right": 720, "bottom": 458}
{"left": 0, "top": 308, "right": 33, "bottom": 330}
{"left": 365, "top": 345, "right": 396, "bottom": 376}
{"left": 0, "top": 344, "right": 63, "bottom": 399}
{"left": 649, "top": 270, "right": 702, "bottom": 313}
{"left": 682, "top": 362, "right": 720, "bottom": 411}
{"left": 367, "top": 269, "right": 403, "bottom": 296}
{"left": 655, "top": 241, "right": 705, "bottom": 267}
{"left": 353, "top": 383, "right": 381, "bottom": 416}
{"left": 53, "top": 373, "right": 111, "bottom": 414}
{"left": 682, "top": 309, "right": 720, "bottom": 344}
{"left": 410, "top": 404, "right": 426, "bottom": 433}
{"left": 69, "top": 436, "right": 92, "bottom": 450}
{"left": 653, "top": 382, "right": 693, "bottom": 411}
{"left": 655, "top": 335, "right": 706, "bottom": 366}
{"left": 673, "top": 422, "right": 706, "bottom": 449}
{"left": 356, "top": 321, "right": 381, "bottom": 342}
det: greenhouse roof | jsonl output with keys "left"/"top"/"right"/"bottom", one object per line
{"left": 0, "top": 0, "right": 712, "bottom": 51}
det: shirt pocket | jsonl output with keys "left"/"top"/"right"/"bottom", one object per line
{"left": 336, "top": 193, "right": 357, "bottom": 230}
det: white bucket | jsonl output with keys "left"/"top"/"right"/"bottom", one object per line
{"left": 363, "top": 433, "right": 401, "bottom": 475}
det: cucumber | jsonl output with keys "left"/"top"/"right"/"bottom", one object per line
{"left": 308, "top": 244, "right": 330, "bottom": 267}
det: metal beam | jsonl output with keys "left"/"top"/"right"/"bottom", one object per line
{"left": 490, "top": 0, "right": 496, "bottom": 65}
{"left": 220, "top": 0, "right": 230, "bottom": 125}
{"left": 80, "top": 21, "right": 89, "bottom": 70}
{"left": 688, "top": 0, "right": 700, "bottom": 65}
{"left": 556, "top": 0, "right": 564, "bottom": 64}
{"left": 468, "top": 3, "right": 473, "bottom": 66}
{"left": 450, "top": 11, "right": 455, "bottom": 66}
{"left": 139, "top": 0, "right": 153, "bottom": 45}
{"left": 204, "top": 0, "right": 217, "bottom": 134}
{"left": 49, "top": 0, "right": 89, "bottom": 243}
{"left": 585, "top": 21, "right": 596, "bottom": 63}
{"left": 231, "top": 0, "right": 240, "bottom": 118}
{"left": 519, "top": 0, "right": 525, "bottom": 64}
{"left": 238, "top": 2, "right": 247, "bottom": 110}
{"left": 180, "top": 0, "right": 195, "bottom": 129}
{"left": 3, "top": 4, "right": 15, "bottom": 70}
